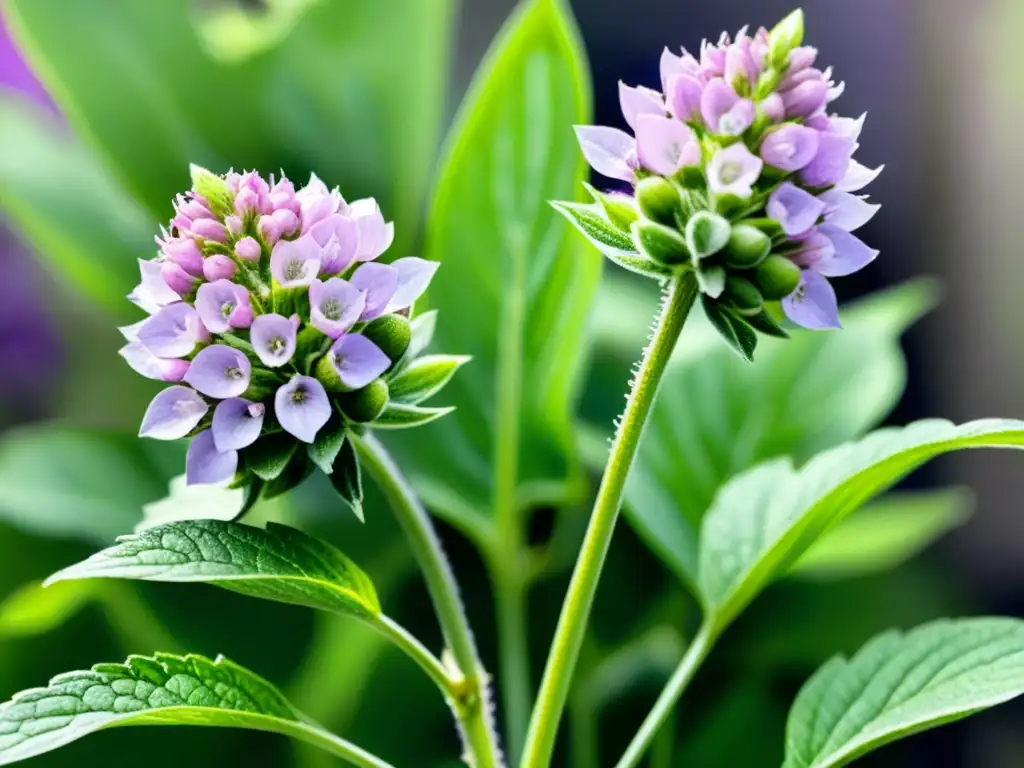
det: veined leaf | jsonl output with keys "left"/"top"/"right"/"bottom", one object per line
{"left": 622, "top": 280, "right": 939, "bottom": 589}
{"left": 48, "top": 520, "right": 381, "bottom": 620}
{"left": 790, "top": 488, "right": 973, "bottom": 580}
{"left": 0, "top": 653, "right": 390, "bottom": 767}
{"left": 698, "top": 419, "right": 1024, "bottom": 629}
{"left": 784, "top": 618, "right": 1024, "bottom": 768}
{"left": 387, "top": 0, "right": 598, "bottom": 530}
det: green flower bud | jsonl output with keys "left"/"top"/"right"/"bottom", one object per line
{"left": 745, "top": 217, "right": 785, "bottom": 240}
{"left": 725, "top": 224, "right": 772, "bottom": 268}
{"left": 338, "top": 379, "right": 390, "bottom": 423}
{"left": 584, "top": 182, "right": 639, "bottom": 232}
{"left": 362, "top": 314, "right": 412, "bottom": 367}
{"left": 724, "top": 276, "right": 764, "bottom": 316}
{"left": 685, "top": 211, "right": 731, "bottom": 261}
{"left": 632, "top": 220, "right": 690, "bottom": 265}
{"left": 635, "top": 176, "right": 682, "bottom": 227}
{"left": 768, "top": 9, "right": 805, "bottom": 70}
{"left": 754, "top": 255, "right": 802, "bottom": 300}
{"left": 190, "top": 163, "right": 235, "bottom": 219}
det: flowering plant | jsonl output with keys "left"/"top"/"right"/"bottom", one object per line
{"left": 1, "top": 4, "right": 1024, "bottom": 768}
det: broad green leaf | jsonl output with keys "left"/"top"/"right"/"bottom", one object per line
{"left": 698, "top": 419, "right": 1024, "bottom": 629}
{"left": 389, "top": 0, "right": 599, "bottom": 529}
{"left": 783, "top": 617, "right": 1024, "bottom": 768}
{"left": 6, "top": 0, "right": 453, "bottom": 252}
{"left": 790, "top": 488, "right": 972, "bottom": 580}
{"left": 0, "top": 581, "right": 96, "bottom": 640}
{"left": 0, "top": 95, "right": 152, "bottom": 315}
{"left": 387, "top": 355, "right": 471, "bottom": 405}
{"left": 48, "top": 519, "right": 381, "bottom": 620}
{"left": 622, "top": 280, "right": 938, "bottom": 588}
{"left": 0, "top": 653, "right": 388, "bottom": 767}
{"left": 0, "top": 426, "right": 183, "bottom": 544}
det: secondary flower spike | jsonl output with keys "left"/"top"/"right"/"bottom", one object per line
{"left": 122, "top": 166, "right": 468, "bottom": 516}
{"left": 554, "top": 9, "right": 882, "bottom": 359}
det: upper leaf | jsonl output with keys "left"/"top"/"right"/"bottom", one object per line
{"left": 48, "top": 520, "right": 381, "bottom": 619}
{"left": 698, "top": 419, "right": 1024, "bottom": 628}
{"left": 784, "top": 618, "right": 1024, "bottom": 768}
{"left": 0, "top": 653, "right": 385, "bottom": 766}
{"left": 386, "top": 0, "right": 598, "bottom": 532}
{"left": 619, "top": 281, "right": 938, "bottom": 588}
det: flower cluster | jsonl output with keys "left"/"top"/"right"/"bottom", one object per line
{"left": 121, "top": 166, "right": 462, "bottom": 505}
{"left": 556, "top": 10, "right": 882, "bottom": 357}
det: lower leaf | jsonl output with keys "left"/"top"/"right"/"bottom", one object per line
{"left": 0, "top": 654, "right": 391, "bottom": 767}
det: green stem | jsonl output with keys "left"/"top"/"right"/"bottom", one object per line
{"left": 613, "top": 622, "right": 716, "bottom": 768}
{"left": 287, "top": 721, "right": 397, "bottom": 768}
{"left": 494, "top": 563, "right": 531, "bottom": 762}
{"left": 353, "top": 432, "right": 503, "bottom": 768}
{"left": 371, "top": 613, "right": 456, "bottom": 695}
{"left": 520, "top": 274, "right": 699, "bottom": 768}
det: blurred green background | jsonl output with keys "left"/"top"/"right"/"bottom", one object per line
{"left": 0, "top": 0, "right": 1022, "bottom": 766}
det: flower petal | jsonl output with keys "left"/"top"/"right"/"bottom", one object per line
{"left": 760, "top": 124, "right": 820, "bottom": 172}
{"left": 195, "top": 280, "right": 248, "bottom": 334}
{"left": 271, "top": 235, "right": 322, "bottom": 287}
{"left": 212, "top": 398, "right": 265, "bottom": 452}
{"left": 350, "top": 263, "right": 400, "bottom": 320}
{"left": 138, "top": 303, "right": 204, "bottom": 358}
{"left": 250, "top": 313, "right": 298, "bottom": 368}
{"left": 837, "top": 159, "right": 884, "bottom": 192}
{"left": 120, "top": 343, "right": 189, "bottom": 382}
{"left": 767, "top": 183, "right": 826, "bottom": 236}
{"left": 782, "top": 270, "right": 842, "bottom": 330}
{"left": 186, "top": 429, "right": 238, "bottom": 486}
{"left": 139, "top": 386, "right": 208, "bottom": 440}
{"left": 819, "top": 189, "right": 880, "bottom": 231}
{"left": 816, "top": 224, "right": 879, "bottom": 277}
{"left": 309, "top": 277, "right": 366, "bottom": 338}
{"left": 618, "top": 82, "right": 664, "bottom": 130}
{"left": 386, "top": 257, "right": 439, "bottom": 312}
{"left": 275, "top": 376, "right": 332, "bottom": 443}
{"left": 800, "top": 131, "right": 855, "bottom": 188}
{"left": 183, "top": 344, "right": 252, "bottom": 398}
{"left": 574, "top": 125, "right": 636, "bottom": 182}
{"left": 350, "top": 198, "right": 394, "bottom": 262}
{"left": 635, "top": 114, "right": 696, "bottom": 176}
{"left": 328, "top": 335, "right": 391, "bottom": 390}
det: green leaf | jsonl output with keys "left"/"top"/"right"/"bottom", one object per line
{"left": 0, "top": 653, "right": 386, "bottom": 767}
{"left": 621, "top": 280, "right": 939, "bottom": 589}
{"left": 308, "top": 416, "right": 348, "bottom": 474}
{"left": 632, "top": 219, "right": 690, "bottom": 266}
{"left": 699, "top": 419, "right": 1024, "bottom": 629}
{"left": 387, "top": 355, "right": 471, "bottom": 405}
{"left": 0, "top": 581, "right": 96, "bottom": 640}
{"left": 0, "top": 426, "right": 182, "bottom": 544}
{"left": 387, "top": 0, "right": 599, "bottom": 529}
{"left": 329, "top": 439, "right": 365, "bottom": 523}
{"left": 685, "top": 211, "right": 731, "bottom": 260}
{"left": 0, "top": 96, "right": 152, "bottom": 315}
{"left": 702, "top": 296, "right": 757, "bottom": 361}
{"left": 407, "top": 310, "right": 438, "bottom": 360}
{"left": 192, "top": 0, "right": 319, "bottom": 63}
{"left": 790, "top": 488, "right": 973, "bottom": 580}
{"left": 48, "top": 519, "right": 381, "bottom": 619}
{"left": 783, "top": 617, "right": 1024, "bottom": 768}
{"left": 552, "top": 200, "right": 638, "bottom": 256}
{"left": 372, "top": 404, "right": 455, "bottom": 429}
{"left": 245, "top": 434, "right": 300, "bottom": 481}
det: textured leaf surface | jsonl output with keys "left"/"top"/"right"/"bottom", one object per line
{"left": 784, "top": 618, "right": 1024, "bottom": 768}
{"left": 0, "top": 653, "right": 381, "bottom": 766}
{"left": 388, "top": 0, "right": 598, "bottom": 529}
{"left": 698, "top": 419, "right": 1024, "bottom": 627}
{"left": 790, "top": 488, "right": 972, "bottom": 580}
{"left": 49, "top": 520, "right": 381, "bottom": 619}
{"left": 622, "top": 281, "right": 938, "bottom": 588}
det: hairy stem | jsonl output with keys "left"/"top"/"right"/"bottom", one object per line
{"left": 520, "top": 273, "right": 699, "bottom": 767}
{"left": 353, "top": 432, "right": 503, "bottom": 768}
{"left": 614, "top": 621, "right": 716, "bottom": 768}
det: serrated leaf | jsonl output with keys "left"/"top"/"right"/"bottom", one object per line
{"left": 553, "top": 200, "right": 638, "bottom": 255}
{"left": 783, "top": 617, "right": 1024, "bottom": 768}
{"left": 372, "top": 404, "right": 456, "bottom": 429}
{"left": 387, "top": 355, "right": 470, "bottom": 405}
{"left": 245, "top": 434, "right": 299, "bottom": 481}
{"left": 620, "top": 280, "right": 938, "bottom": 589}
{"left": 48, "top": 519, "right": 381, "bottom": 619}
{"left": 387, "top": 0, "right": 598, "bottom": 532}
{"left": 699, "top": 419, "right": 1024, "bottom": 628}
{"left": 0, "top": 653, "right": 385, "bottom": 766}
{"left": 702, "top": 296, "right": 756, "bottom": 361}
{"left": 308, "top": 416, "right": 348, "bottom": 474}
{"left": 790, "top": 488, "right": 973, "bottom": 580}
{"left": 329, "top": 439, "right": 364, "bottom": 523}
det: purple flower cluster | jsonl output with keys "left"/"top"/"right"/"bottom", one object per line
{"left": 122, "top": 167, "right": 441, "bottom": 488}
{"left": 564, "top": 10, "right": 882, "bottom": 341}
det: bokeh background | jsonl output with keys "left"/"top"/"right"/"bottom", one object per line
{"left": 1, "top": 0, "right": 1022, "bottom": 766}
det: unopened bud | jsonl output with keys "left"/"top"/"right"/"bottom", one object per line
{"left": 190, "top": 164, "right": 235, "bottom": 219}
{"left": 362, "top": 314, "right": 412, "bottom": 366}
{"left": 725, "top": 224, "right": 772, "bottom": 268}
{"left": 768, "top": 9, "right": 805, "bottom": 70}
{"left": 754, "top": 254, "right": 802, "bottom": 300}
{"left": 338, "top": 379, "right": 390, "bottom": 423}
{"left": 636, "top": 176, "right": 683, "bottom": 226}
{"left": 632, "top": 220, "right": 690, "bottom": 265}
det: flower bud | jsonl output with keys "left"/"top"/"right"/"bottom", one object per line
{"left": 258, "top": 209, "right": 300, "bottom": 245}
{"left": 685, "top": 211, "right": 731, "bottom": 261}
{"left": 338, "top": 379, "right": 390, "bottom": 423}
{"left": 754, "top": 254, "right": 802, "bottom": 300}
{"left": 636, "top": 176, "right": 683, "bottom": 226}
{"left": 235, "top": 236, "right": 262, "bottom": 262}
{"left": 725, "top": 224, "right": 771, "bottom": 268}
{"left": 190, "top": 164, "right": 235, "bottom": 219}
{"left": 203, "top": 253, "right": 237, "bottom": 282}
{"left": 225, "top": 215, "right": 243, "bottom": 237}
{"left": 768, "top": 9, "right": 804, "bottom": 70}
{"left": 584, "top": 183, "right": 638, "bottom": 233}
{"left": 781, "top": 79, "right": 829, "bottom": 119}
{"left": 190, "top": 218, "right": 228, "bottom": 243}
{"left": 161, "top": 262, "right": 198, "bottom": 296}
{"left": 162, "top": 237, "right": 204, "bottom": 276}
{"left": 631, "top": 220, "right": 690, "bottom": 265}
{"left": 724, "top": 275, "right": 764, "bottom": 316}
{"left": 362, "top": 313, "right": 412, "bottom": 365}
